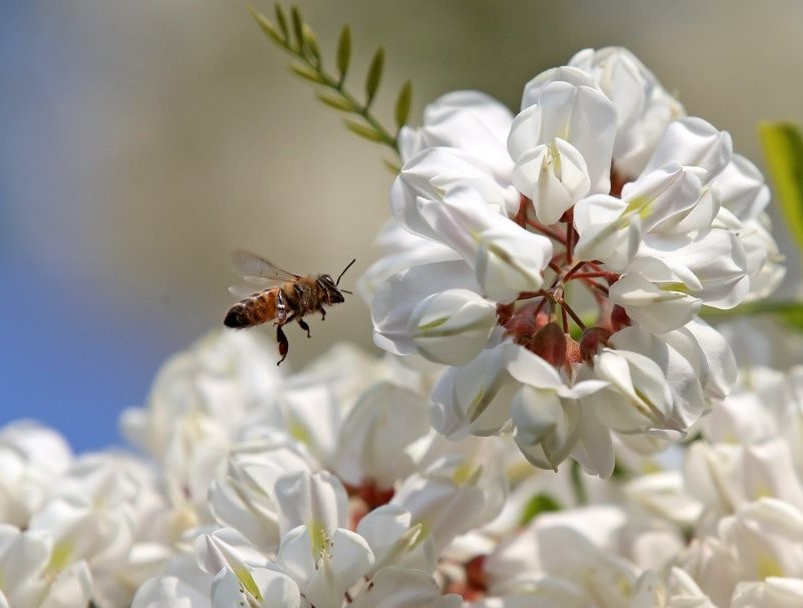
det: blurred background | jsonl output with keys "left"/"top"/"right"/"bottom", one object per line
{"left": 2, "top": 0, "right": 802, "bottom": 453}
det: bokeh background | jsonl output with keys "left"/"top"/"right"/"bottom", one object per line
{"left": 3, "top": 0, "right": 803, "bottom": 452}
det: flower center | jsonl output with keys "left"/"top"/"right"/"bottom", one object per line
{"left": 502, "top": 187, "right": 630, "bottom": 369}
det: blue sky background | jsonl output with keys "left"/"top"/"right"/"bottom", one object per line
{"left": 0, "top": 5, "right": 185, "bottom": 453}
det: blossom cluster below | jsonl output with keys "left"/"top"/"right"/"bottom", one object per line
{"left": 3, "top": 329, "right": 803, "bottom": 607}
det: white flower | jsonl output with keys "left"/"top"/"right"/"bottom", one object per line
{"left": 399, "top": 90, "right": 514, "bottom": 178}
{"left": 732, "top": 577, "right": 803, "bottom": 608}
{"left": 132, "top": 575, "right": 210, "bottom": 608}
{"left": 276, "top": 523, "right": 373, "bottom": 608}
{"left": 510, "top": 78, "right": 617, "bottom": 217}
{"left": 567, "top": 47, "right": 685, "bottom": 176}
{"left": 332, "top": 382, "right": 434, "bottom": 489}
{"left": 391, "top": 437, "right": 509, "bottom": 552}
{"left": 507, "top": 347, "right": 608, "bottom": 473}
{"left": 474, "top": 219, "right": 552, "bottom": 301}
{"left": 682, "top": 498, "right": 803, "bottom": 605}
{"left": 207, "top": 437, "right": 316, "bottom": 552}
{"left": 365, "top": 46, "right": 781, "bottom": 472}
{"left": 348, "top": 566, "right": 462, "bottom": 608}
{"left": 150, "top": 527, "right": 300, "bottom": 608}
{"left": 0, "top": 525, "right": 93, "bottom": 608}
{"left": 407, "top": 289, "right": 498, "bottom": 365}
{"left": 356, "top": 505, "right": 436, "bottom": 576}
{"left": 372, "top": 260, "right": 487, "bottom": 361}
{"left": 430, "top": 344, "right": 520, "bottom": 439}
{"left": 0, "top": 422, "right": 72, "bottom": 527}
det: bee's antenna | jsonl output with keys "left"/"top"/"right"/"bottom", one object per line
{"left": 336, "top": 258, "right": 357, "bottom": 286}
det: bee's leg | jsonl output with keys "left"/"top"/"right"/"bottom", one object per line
{"left": 297, "top": 318, "right": 311, "bottom": 338}
{"left": 318, "top": 306, "right": 327, "bottom": 321}
{"left": 276, "top": 324, "right": 289, "bottom": 365}
{"left": 276, "top": 290, "right": 288, "bottom": 324}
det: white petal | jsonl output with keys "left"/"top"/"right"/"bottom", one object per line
{"left": 662, "top": 319, "right": 736, "bottom": 401}
{"left": 356, "top": 505, "right": 436, "bottom": 574}
{"left": 512, "top": 139, "right": 591, "bottom": 225}
{"left": 333, "top": 383, "right": 430, "bottom": 488}
{"left": 512, "top": 387, "right": 581, "bottom": 471}
{"left": 350, "top": 567, "right": 461, "bottom": 608}
{"left": 643, "top": 117, "right": 732, "bottom": 179}
{"left": 716, "top": 153, "right": 771, "bottom": 221}
{"left": 403, "top": 90, "right": 514, "bottom": 180}
{"left": 506, "top": 345, "right": 564, "bottom": 390}
{"left": 132, "top": 575, "right": 209, "bottom": 608}
{"left": 733, "top": 578, "right": 803, "bottom": 608}
{"left": 474, "top": 218, "right": 552, "bottom": 302}
{"left": 408, "top": 289, "right": 497, "bottom": 365}
{"left": 371, "top": 260, "right": 479, "bottom": 356}
{"left": 430, "top": 344, "right": 519, "bottom": 438}
{"left": 273, "top": 471, "right": 347, "bottom": 540}
{"left": 609, "top": 271, "right": 701, "bottom": 333}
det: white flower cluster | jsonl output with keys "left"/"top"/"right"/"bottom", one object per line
{"left": 362, "top": 47, "right": 784, "bottom": 476}
{"left": 0, "top": 45, "right": 796, "bottom": 608}
{"left": 5, "top": 329, "right": 803, "bottom": 607}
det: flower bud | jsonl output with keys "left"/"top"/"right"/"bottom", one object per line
{"left": 579, "top": 327, "right": 612, "bottom": 362}
{"left": 407, "top": 289, "right": 497, "bottom": 365}
{"left": 512, "top": 139, "right": 591, "bottom": 225}
{"left": 475, "top": 221, "right": 552, "bottom": 302}
{"left": 528, "top": 322, "right": 568, "bottom": 368}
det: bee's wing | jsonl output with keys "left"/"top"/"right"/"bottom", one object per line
{"left": 230, "top": 249, "right": 300, "bottom": 286}
{"left": 228, "top": 284, "right": 263, "bottom": 299}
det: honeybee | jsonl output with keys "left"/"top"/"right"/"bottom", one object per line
{"left": 224, "top": 250, "right": 356, "bottom": 365}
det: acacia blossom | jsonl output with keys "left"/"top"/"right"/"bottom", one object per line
{"left": 0, "top": 44, "right": 796, "bottom": 608}
{"left": 363, "top": 47, "right": 783, "bottom": 477}
{"left": 4, "top": 325, "right": 803, "bottom": 607}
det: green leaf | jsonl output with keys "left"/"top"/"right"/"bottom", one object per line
{"left": 302, "top": 24, "right": 321, "bottom": 67}
{"left": 290, "top": 5, "right": 305, "bottom": 53}
{"left": 704, "top": 300, "right": 803, "bottom": 331}
{"left": 760, "top": 122, "right": 803, "bottom": 253}
{"left": 777, "top": 304, "right": 803, "bottom": 330}
{"left": 520, "top": 493, "right": 562, "bottom": 526}
{"left": 365, "top": 46, "right": 385, "bottom": 107}
{"left": 336, "top": 25, "right": 351, "bottom": 84}
{"left": 250, "top": 9, "right": 285, "bottom": 46}
{"left": 317, "top": 91, "right": 355, "bottom": 112}
{"left": 274, "top": 4, "right": 289, "bottom": 41}
{"left": 289, "top": 63, "right": 326, "bottom": 84}
{"left": 344, "top": 119, "right": 384, "bottom": 142}
{"left": 382, "top": 158, "right": 402, "bottom": 174}
{"left": 394, "top": 80, "right": 412, "bottom": 130}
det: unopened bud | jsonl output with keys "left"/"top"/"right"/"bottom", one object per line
{"left": 611, "top": 305, "right": 632, "bottom": 331}
{"left": 529, "top": 322, "right": 567, "bottom": 368}
{"left": 408, "top": 288, "right": 496, "bottom": 365}
{"left": 580, "top": 327, "right": 612, "bottom": 362}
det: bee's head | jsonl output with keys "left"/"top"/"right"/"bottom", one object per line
{"left": 319, "top": 274, "right": 346, "bottom": 303}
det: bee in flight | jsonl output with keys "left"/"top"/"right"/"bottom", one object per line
{"left": 224, "top": 250, "right": 356, "bottom": 365}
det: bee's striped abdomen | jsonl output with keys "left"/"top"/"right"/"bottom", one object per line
{"left": 224, "top": 291, "right": 277, "bottom": 328}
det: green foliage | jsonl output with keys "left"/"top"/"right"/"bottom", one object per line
{"left": 703, "top": 122, "right": 803, "bottom": 331}
{"left": 520, "top": 493, "right": 562, "bottom": 526}
{"left": 703, "top": 123, "right": 803, "bottom": 331}
{"left": 249, "top": 4, "right": 413, "bottom": 160}
{"left": 704, "top": 301, "right": 803, "bottom": 331}
{"left": 760, "top": 122, "right": 803, "bottom": 253}
{"left": 395, "top": 80, "right": 412, "bottom": 130}
{"left": 365, "top": 47, "right": 384, "bottom": 108}
{"left": 336, "top": 26, "right": 351, "bottom": 84}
